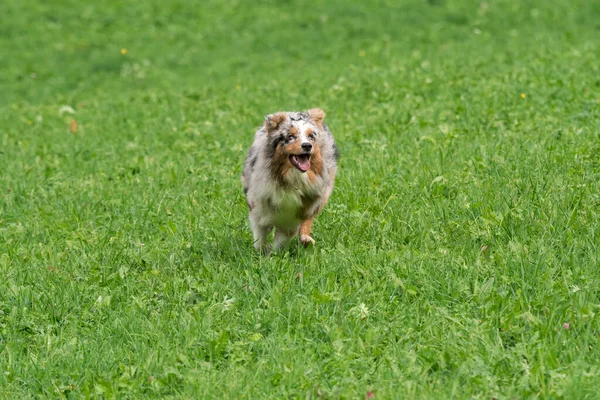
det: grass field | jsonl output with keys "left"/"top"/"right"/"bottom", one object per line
{"left": 1, "top": 0, "right": 600, "bottom": 398}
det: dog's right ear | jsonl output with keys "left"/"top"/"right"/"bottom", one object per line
{"left": 265, "top": 112, "right": 287, "bottom": 134}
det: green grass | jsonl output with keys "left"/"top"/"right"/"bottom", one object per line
{"left": 1, "top": 0, "right": 600, "bottom": 398}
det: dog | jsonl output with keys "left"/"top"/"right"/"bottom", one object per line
{"left": 242, "top": 108, "right": 338, "bottom": 253}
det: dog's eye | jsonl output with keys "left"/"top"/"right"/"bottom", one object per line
{"left": 308, "top": 133, "right": 316, "bottom": 141}
{"left": 287, "top": 135, "right": 296, "bottom": 142}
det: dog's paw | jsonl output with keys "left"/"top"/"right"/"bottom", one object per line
{"left": 254, "top": 242, "right": 272, "bottom": 256}
{"left": 299, "top": 234, "right": 315, "bottom": 248}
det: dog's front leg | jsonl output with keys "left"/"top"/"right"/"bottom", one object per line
{"left": 299, "top": 218, "right": 316, "bottom": 247}
{"left": 273, "top": 228, "right": 296, "bottom": 251}
{"left": 250, "top": 214, "right": 271, "bottom": 254}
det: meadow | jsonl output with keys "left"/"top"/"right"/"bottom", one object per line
{"left": 1, "top": 0, "right": 600, "bottom": 398}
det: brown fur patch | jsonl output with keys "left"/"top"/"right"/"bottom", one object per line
{"left": 305, "top": 128, "right": 313, "bottom": 136}
{"left": 307, "top": 108, "right": 325, "bottom": 128}
{"left": 289, "top": 126, "right": 298, "bottom": 135}
{"left": 307, "top": 145, "right": 323, "bottom": 183}
{"left": 286, "top": 140, "right": 304, "bottom": 155}
{"left": 266, "top": 113, "right": 287, "bottom": 133}
{"left": 270, "top": 146, "right": 294, "bottom": 185}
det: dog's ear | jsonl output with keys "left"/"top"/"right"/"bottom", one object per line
{"left": 307, "top": 108, "right": 325, "bottom": 128}
{"left": 265, "top": 112, "right": 287, "bottom": 134}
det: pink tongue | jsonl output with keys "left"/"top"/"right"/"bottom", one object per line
{"left": 297, "top": 156, "right": 310, "bottom": 171}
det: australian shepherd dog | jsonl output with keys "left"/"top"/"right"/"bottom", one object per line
{"left": 242, "top": 108, "right": 339, "bottom": 254}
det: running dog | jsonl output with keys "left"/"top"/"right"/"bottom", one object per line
{"left": 242, "top": 108, "right": 338, "bottom": 253}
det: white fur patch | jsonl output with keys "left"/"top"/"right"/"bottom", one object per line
{"left": 300, "top": 234, "right": 315, "bottom": 246}
{"left": 270, "top": 178, "right": 305, "bottom": 229}
{"left": 294, "top": 121, "right": 315, "bottom": 148}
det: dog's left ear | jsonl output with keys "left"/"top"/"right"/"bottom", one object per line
{"left": 307, "top": 108, "right": 325, "bottom": 129}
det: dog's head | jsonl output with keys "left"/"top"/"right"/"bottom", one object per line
{"left": 265, "top": 108, "right": 325, "bottom": 176}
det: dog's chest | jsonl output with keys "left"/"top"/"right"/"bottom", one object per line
{"left": 269, "top": 188, "right": 304, "bottom": 227}
{"left": 255, "top": 171, "right": 323, "bottom": 228}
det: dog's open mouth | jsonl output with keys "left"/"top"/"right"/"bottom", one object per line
{"left": 290, "top": 154, "right": 311, "bottom": 172}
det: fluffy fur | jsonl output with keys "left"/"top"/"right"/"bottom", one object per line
{"left": 242, "top": 108, "right": 339, "bottom": 253}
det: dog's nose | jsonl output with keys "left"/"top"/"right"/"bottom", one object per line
{"left": 301, "top": 142, "right": 312, "bottom": 152}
